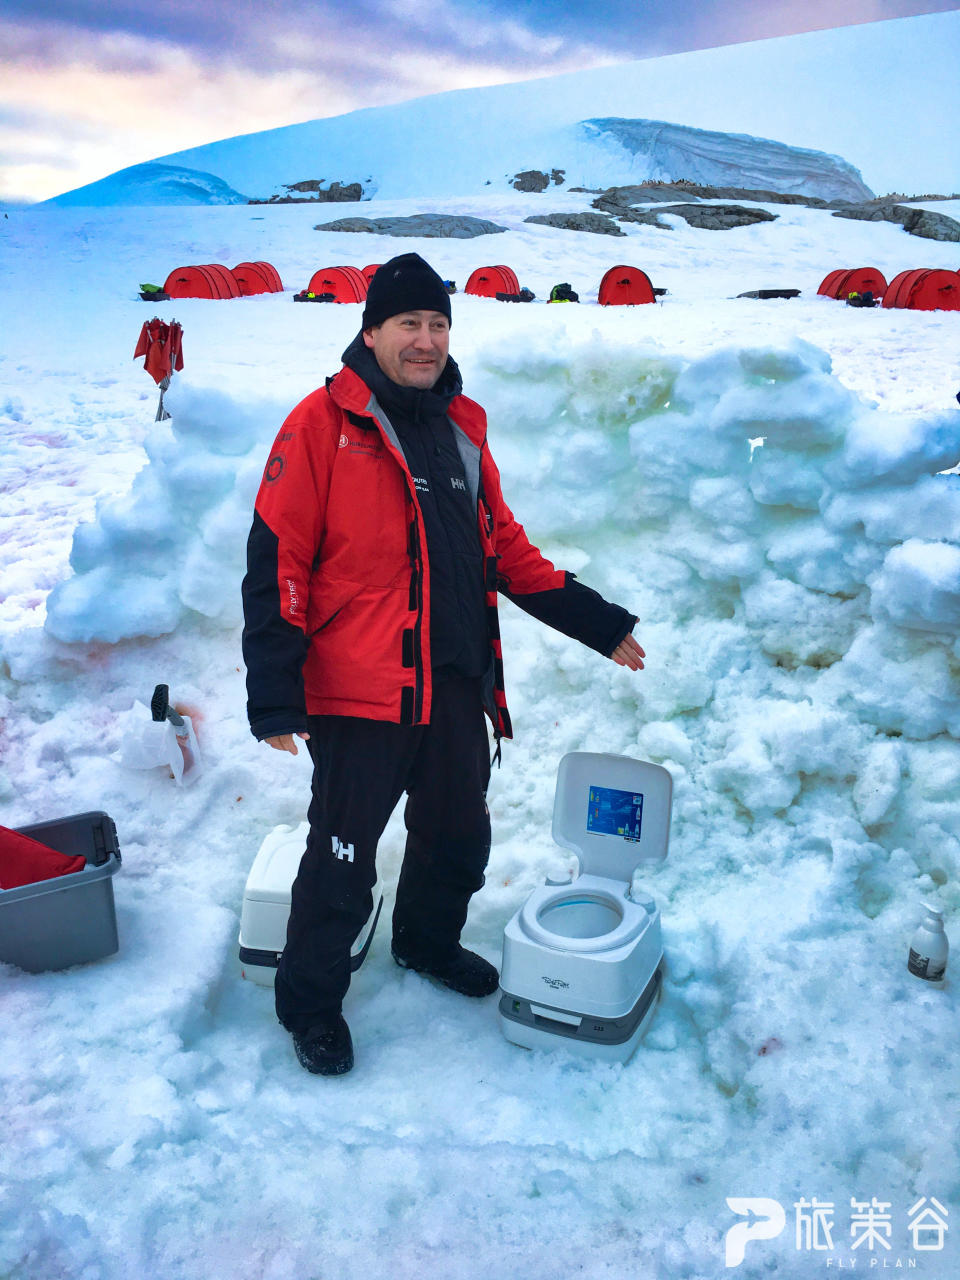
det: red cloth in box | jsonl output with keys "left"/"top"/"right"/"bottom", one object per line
{"left": 0, "top": 826, "right": 87, "bottom": 890}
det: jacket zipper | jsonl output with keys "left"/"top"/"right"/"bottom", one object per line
{"left": 308, "top": 604, "right": 344, "bottom": 639}
{"left": 406, "top": 492, "right": 426, "bottom": 723}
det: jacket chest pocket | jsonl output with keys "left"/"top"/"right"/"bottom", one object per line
{"left": 322, "top": 451, "right": 411, "bottom": 588}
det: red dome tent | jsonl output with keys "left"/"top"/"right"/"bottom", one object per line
{"left": 163, "top": 264, "right": 242, "bottom": 300}
{"left": 465, "top": 265, "right": 520, "bottom": 298}
{"left": 817, "top": 267, "right": 887, "bottom": 300}
{"left": 598, "top": 266, "right": 655, "bottom": 306}
{"left": 305, "top": 265, "right": 368, "bottom": 302}
{"left": 881, "top": 269, "right": 960, "bottom": 312}
{"left": 233, "top": 261, "right": 284, "bottom": 295}
{"left": 362, "top": 264, "right": 382, "bottom": 287}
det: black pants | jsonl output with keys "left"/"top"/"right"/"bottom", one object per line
{"left": 275, "top": 677, "right": 492, "bottom": 1032}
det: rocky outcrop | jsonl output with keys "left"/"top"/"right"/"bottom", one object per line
{"left": 588, "top": 182, "right": 960, "bottom": 240}
{"left": 658, "top": 203, "right": 777, "bottom": 230}
{"left": 523, "top": 212, "right": 624, "bottom": 236}
{"left": 831, "top": 202, "right": 960, "bottom": 242}
{"left": 581, "top": 118, "right": 873, "bottom": 202}
{"left": 588, "top": 181, "right": 829, "bottom": 208}
{"left": 313, "top": 213, "right": 507, "bottom": 238}
{"left": 511, "top": 169, "right": 565, "bottom": 192}
{"left": 252, "top": 180, "right": 365, "bottom": 204}
{"left": 590, "top": 191, "right": 778, "bottom": 231}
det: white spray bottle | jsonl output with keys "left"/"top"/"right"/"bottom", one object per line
{"left": 907, "top": 904, "right": 949, "bottom": 983}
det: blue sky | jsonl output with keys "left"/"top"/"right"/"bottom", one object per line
{"left": 1, "top": 0, "right": 955, "bottom": 202}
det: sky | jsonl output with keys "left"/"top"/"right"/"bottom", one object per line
{"left": 1, "top": 0, "right": 957, "bottom": 204}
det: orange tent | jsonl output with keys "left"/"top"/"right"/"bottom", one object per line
{"left": 817, "top": 267, "right": 887, "bottom": 300}
{"left": 881, "top": 269, "right": 960, "bottom": 311}
{"left": 465, "top": 265, "right": 520, "bottom": 298}
{"left": 163, "top": 264, "right": 241, "bottom": 299}
{"left": 233, "top": 261, "right": 283, "bottom": 295}
{"left": 598, "top": 266, "right": 655, "bottom": 306}
{"left": 305, "top": 265, "right": 368, "bottom": 302}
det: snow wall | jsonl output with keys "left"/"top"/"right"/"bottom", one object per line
{"left": 45, "top": 333, "right": 960, "bottom": 882}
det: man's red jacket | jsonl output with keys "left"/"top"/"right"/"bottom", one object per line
{"left": 241, "top": 363, "right": 635, "bottom": 742}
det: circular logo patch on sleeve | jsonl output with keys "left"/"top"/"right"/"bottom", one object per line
{"left": 265, "top": 454, "right": 285, "bottom": 483}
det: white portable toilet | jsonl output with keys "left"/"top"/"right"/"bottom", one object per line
{"left": 239, "top": 822, "right": 383, "bottom": 985}
{"left": 498, "top": 752, "right": 671, "bottom": 1063}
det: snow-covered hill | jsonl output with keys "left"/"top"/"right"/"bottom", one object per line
{"left": 42, "top": 10, "right": 960, "bottom": 208}
{"left": 47, "top": 163, "right": 251, "bottom": 208}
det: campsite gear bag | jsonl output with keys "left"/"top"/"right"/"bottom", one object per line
{"left": 0, "top": 812, "right": 121, "bottom": 972}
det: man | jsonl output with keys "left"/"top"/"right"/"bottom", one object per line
{"left": 242, "top": 253, "right": 644, "bottom": 1076}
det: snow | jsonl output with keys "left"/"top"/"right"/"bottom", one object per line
{"left": 581, "top": 117, "right": 871, "bottom": 201}
{"left": 2, "top": 178, "right": 959, "bottom": 1277}
{"left": 42, "top": 10, "right": 960, "bottom": 208}
{"left": 47, "top": 163, "right": 251, "bottom": 209}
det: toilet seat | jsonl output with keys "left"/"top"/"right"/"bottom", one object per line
{"left": 519, "top": 874, "right": 652, "bottom": 954}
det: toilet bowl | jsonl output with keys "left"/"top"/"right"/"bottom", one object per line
{"left": 519, "top": 874, "right": 650, "bottom": 953}
{"left": 498, "top": 753, "right": 672, "bottom": 1063}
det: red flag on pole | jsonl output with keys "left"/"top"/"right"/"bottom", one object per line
{"left": 134, "top": 318, "right": 184, "bottom": 418}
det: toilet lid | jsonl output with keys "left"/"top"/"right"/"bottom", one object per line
{"left": 552, "top": 752, "right": 672, "bottom": 880}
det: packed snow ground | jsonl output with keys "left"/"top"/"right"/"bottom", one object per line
{"left": 1, "top": 192, "right": 959, "bottom": 1279}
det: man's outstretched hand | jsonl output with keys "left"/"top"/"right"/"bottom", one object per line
{"left": 265, "top": 732, "right": 311, "bottom": 755}
{"left": 610, "top": 634, "right": 645, "bottom": 671}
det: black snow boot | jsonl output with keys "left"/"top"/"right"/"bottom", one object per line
{"left": 392, "top": 945, "right": 500, "bottom": 997}
{"left": 292, "top": 1015, "right": 354, "bottom": 1075}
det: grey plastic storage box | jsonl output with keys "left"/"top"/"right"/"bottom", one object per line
{"left": 0, "top": 811, "right": 121, "bottom": 972}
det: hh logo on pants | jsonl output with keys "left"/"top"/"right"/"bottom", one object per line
{"left": 333, "top": 838, "right": 354, "bottom": 863}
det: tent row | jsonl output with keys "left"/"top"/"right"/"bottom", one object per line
{"left": 158, "top": 259, "right": 960, "bottom": 312}
{"left": 162, "top": 262, "right": 283, "bottom": 299}
{"left": 296, "top": 264, "right": 660, "bottom": 306}
{"left": 301, "top": 263, "right": 960, "bottom": 310}
{"left": 817, "top": 267, "right": 960, "bottom": 311}
{"left": 158, "top": 260, "right": 654, "bottom": 305}
{"left": 296, "top": 264, "right": 521, "bottom": 302}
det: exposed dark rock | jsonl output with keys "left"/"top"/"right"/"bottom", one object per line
{"left": 599, "top": 206, "right": 672, "bottom": 229}
{"left": 831, "top": 202, "right": 960, "bottom": 242}
{"left": 313, "top": 213, "right": 507, "bottom": 238}
{"left": 512, "top": 170, "right": 548, "bottom": 193}
{"left": 592, "top": 181, "right": 829, "bottom": 210}
{"left": 511, "top": 169, "right": 566, "bottom": 192}
{"left": 582, "top": 181, "right": 960, "bottom": 240}
{"left": 523, "top": 212, "right": 625, "bottom": 236}
{"left": 660, "top": 203, "right": 778, "bottom": 230}
{"left": 594, "top": 199, "right": 778, "bottom": 231}
{"left": 252, "top": 180, "right": 365, "bottom": 204}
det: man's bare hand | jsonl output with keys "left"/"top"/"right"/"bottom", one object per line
{"left": 610, "top": 634, "right": 645, "bottom": 671}
{"left": 265, "top": 732, "right": 311, "bottom": 755}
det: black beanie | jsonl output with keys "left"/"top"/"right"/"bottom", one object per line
{"left": 362, "top": 253, "right": 452, "bottom": 329}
